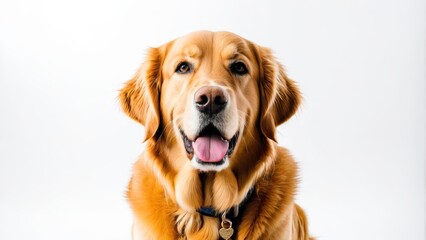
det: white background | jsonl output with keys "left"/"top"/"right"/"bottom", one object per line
{"left": 0, "top": 0, "right": 424, "bottom": 239}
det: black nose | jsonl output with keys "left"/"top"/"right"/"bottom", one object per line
{"left": 194, "top": 86, "right": 228, "bottom": 114}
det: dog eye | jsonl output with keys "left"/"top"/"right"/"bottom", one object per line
{"left": 230, "top": 62, "right": 248, "bottom": 75}
{"left": 176, "top": 62, "right": 192, "bottom": 74}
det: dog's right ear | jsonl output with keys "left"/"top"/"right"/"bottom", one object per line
{"left": 119, "top": 47, "right": 163, "bottom": 141}
{"left": 257, "top": 46, "right": 301, "bottom": 142}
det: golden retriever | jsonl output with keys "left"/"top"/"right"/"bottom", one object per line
{"left": 120, "top": 31, "right": 312, "bottom": 240}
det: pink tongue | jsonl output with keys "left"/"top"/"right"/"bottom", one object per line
{"left": 192, "top": 135, "right": 229, "bottom": 163}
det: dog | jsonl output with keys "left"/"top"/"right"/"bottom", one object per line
{"left": 119, "top": 31, "right": 312, "bottom": 239}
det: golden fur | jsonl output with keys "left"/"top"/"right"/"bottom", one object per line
{"left": 120, "top": 31, "right": 312, "bottom": 239}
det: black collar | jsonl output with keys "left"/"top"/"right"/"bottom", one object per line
{"left": 196, "top": 187, "right": 255, "bottom": 220}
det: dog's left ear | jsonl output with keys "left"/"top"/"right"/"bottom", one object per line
{"left": 119, "top": 47, "right": 163, "bottom": 141}
{"left": 258, "top": 47, "right": 301, "bottom": 141}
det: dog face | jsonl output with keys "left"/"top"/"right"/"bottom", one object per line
{"left": 120, "top": 31, "right": 300, "bottom": 172}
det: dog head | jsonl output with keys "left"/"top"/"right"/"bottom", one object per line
{"left": 120, "top": 31, "right": 300, "bottom": 172}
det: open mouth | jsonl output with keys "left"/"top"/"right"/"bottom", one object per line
{"left": 181, "top": 124, "right": 239, "bottom": 166}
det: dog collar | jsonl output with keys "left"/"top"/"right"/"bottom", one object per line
{"left": 196, "top": 188, "right": 254, "bottom": 239}
{"left": 196, "top": 187, "right": 255, "bottom": 219}
{"left": 197, "top": 205, "right": 237, "bottom": 219}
